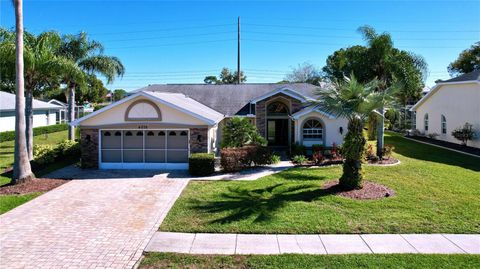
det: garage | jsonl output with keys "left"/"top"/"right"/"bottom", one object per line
{"left": 100, "top": 129, "right": 189, "bottom": 169}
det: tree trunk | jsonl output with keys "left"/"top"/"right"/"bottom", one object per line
{"left": 67, "top": 84, "right": 75, "bottom": 140}
{"left": 25, "top": 89, "right": 33, "bottom": 160}
{"left": 376, "top": 106, "right": 385, "bottom": 159}
{"left": 13, "top": 0, "right": 34, "bottom": 184}
{"left": 339, "top": 117, "right": 366, "bottom": 190}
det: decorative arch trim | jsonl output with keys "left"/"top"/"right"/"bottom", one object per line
{"left": 124, "top": 99, "right": 162, "bottom": 121}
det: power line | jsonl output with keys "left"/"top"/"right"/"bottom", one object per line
{"left": 102, "top": 31, "right": 236, "bottom": 42}
{"left": 107, "top": 39, "right": 236, "bottom": 49}
{"left": 89, "top": 23, "right": 236, "bottom": 36}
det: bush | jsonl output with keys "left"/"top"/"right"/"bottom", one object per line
{"left": 57, "top": 140, "right": 81, "bottom": 156}
{"left": 221, "top": 145, "right": 272, "bottom": 172}
{"left": 365, "top": 144, "right": 376, "bottom": 160}
{"left": 189, "top": 153, "right": 215, "bottom": 176}
{"left": 221, "top": 117, "right": 267, "bottom": 148}
{"left": 427, "top": 133, "right": 439, "bottom": 139}
{"left": 33, "top": 144, "right": 58, "bottom": 165}
{"left": 270, "top": 154, "right": 281, "bottom": 164}
{"left": 0, "top": 123, "right": 68, "bottom": 142}
{"left": 382, "top": 144, "right": 395, "bottom": 158}
{"left": 292, "top": 155, "right": 308, "bottom": 165}
{"left": 94, "top": 104, "right": 107, "bottom": 111}
{"left": 290, "top": 143, "right": 306, "bottom": 156}
{"left": 451, "top": 122, "right": 476, "bottom": 146}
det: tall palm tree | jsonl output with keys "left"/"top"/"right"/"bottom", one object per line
{"left": 59, "top": 32, "right": 125, "bottom": 140}
{"left": 358, "top": 26, "right": 427, "bottom": 158}
{"left": 315, "top": 76, "right": 398, "bottom": 190}
{"left": 12, "top": 0, "right": 34, "bottom": 183}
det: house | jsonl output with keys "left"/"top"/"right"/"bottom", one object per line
{"left": 411, "top": 70, "right": 480, "bottom": 148}
{"left": 71, "top": 83, "right": 348, "bottom": 169}
{"left": 47, "top": 99, "right": 67, "bottom": 124}
{"left": 0, "top": 91, "right": 63, "bottom": 132}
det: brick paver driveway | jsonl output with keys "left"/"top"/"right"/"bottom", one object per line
{"left": 0, "top": 177, "right": 188, "bottom": 269}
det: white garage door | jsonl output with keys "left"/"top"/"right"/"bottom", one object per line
{"left": 99, "top": 129, "right": 189, "bottom": 169}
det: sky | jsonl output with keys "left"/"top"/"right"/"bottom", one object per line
{"left": 1, "top": 0, "right": 479, "bottom": 92}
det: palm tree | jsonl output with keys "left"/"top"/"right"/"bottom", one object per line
{"left": 314, "top": 76, "right": 398, "bottom": 190}
{"left": 358, "top": 26, "right": 427, "bottom": 158}
{"left": 12, "top": 0, "right": 34, "bottom": 183}
{"left": 59, "top": 32, "right": 125, "bottom": 140}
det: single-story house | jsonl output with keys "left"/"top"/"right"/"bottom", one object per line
{"left": 47, "top": 99, "right": 67, "bottom": 124}
{"left": 0, "top": 91, "right": 63, "bottom": 132}
{"left": 71, "top": 83, "right": 348, "bottom": 169}
{"left": 411, "top": 70, "right": 480, "bottom": 148}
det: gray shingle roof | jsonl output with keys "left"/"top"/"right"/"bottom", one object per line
{"left": 132, "top": 83, "right": 322, "bottom": 116}
{"left": 0, "top": 91, "right": 62, "bottom": 111}
{"left": 441, "top": 70, "right": 480, "bottom": 83}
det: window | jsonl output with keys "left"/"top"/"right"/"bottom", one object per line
{"left": 147, "top": 131, "right": 154, "bottom": 136}
{"left": 103, "top": 131, "right": 111, "bottom": 136}
{"left": 158, "top": 131, "right": 165, "bottom": 136}
{"left": 169, "top": 131, "right": 177, "bottom": 136}
{"left": 125, "top": 131, "right": 133, "bottom": 136}
{"left": 267, "top": 102, "right": 288, "bottom": 116}
{"left": 180, "top": 131, "right": 188, "bottom": 136}
{"left": 303, "top": 119, "right": 323, "bottom": 140}
{"left": 136, "top": 131, "right": 143, "bottom": 136}
{"left": 441, "top": 115, "right": 447, "bottom": 134}
{"left": 114, "top": 131, "right": 121, "bottom": 136}
{"left": 424, "top": 114, "right": 429, "bottom": 131}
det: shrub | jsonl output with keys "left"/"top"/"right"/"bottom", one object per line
{"left": 189, "top": 153, "right": 215, "bottom": 176}
{"left": 270, "top": 154, "right": 281, "bottom": 164}
{"left": 33, "top": 144, "right": 58, "bottom": 165}
{"left": 311, "top": 144, "right": 324, "bottom": 153}
{"left": 220, "top": 145, "right": 272, "bottom": 172}
{"left": 94, "top": 104, "right": 107, "bottom": 111}
{"left": 312, "top": 151, "right": 324, "bottom": 164}
{"left": 451, "top": 122, "right": 476, "bottom": 146}
{"left": 292, "top": 155, "right": 308, "bottom": 165}
{"left": 427, "top": 133, "right": 439, "bottom": 139}
{"left": 0, "top": 123, "right": 68, "bottom": 142}
{"left": 290, "top": 143, "right": 306, "bottom": 156}
{"left": 382, "top": 144, "right": 395, "bottom": 158}
{"left": 57, "top": 140, "right": 81, "bottom": 156}
{"left": 221, "top": 117, "right": 267, "bottom": 148}
{"left": 365, "top": 144, "right": 376, "bottom": 160}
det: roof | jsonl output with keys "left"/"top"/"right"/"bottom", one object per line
{"left": 440, "top": 70, "right": 480, "bottom": 83}
{"left": 71, "top": 91, "right": 224, "bottom": 126}
{"left": 48, "top": 99, "right": 67, "bottom": 108}
{"left": 0, "top": 91, "right": 62, "bottom": 111}
{"left": 131, "top": 83, "right": 323, "bottom": 116}
{"left": 411, "top": 70, "right": 480, "bottom": 111}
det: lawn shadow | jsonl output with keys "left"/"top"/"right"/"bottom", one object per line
{"left": 387, "top": 134, "right": 480, "bottom": 172}
{"left": 271, "top": 170, "right": 327, "bottom": 181}
{"left": 191, "top": 182, "right": 336, "bottom": 224}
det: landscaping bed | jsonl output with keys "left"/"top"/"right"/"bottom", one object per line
{"left": 140, "top": 253, "right": 480, "bottom": 269}
{"left": 407, "top": 135, "right": 480, "bottom": 156}
{"left": 160, "top": 133, "right": 480, "bottom": 234}
{"left": 0, "top": 178, "right": 68, "bottom": 195}
{"left": 322, "top": 180, "right": 394, "bottom": 200}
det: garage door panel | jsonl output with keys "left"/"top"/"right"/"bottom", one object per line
{"left": 123, "top": 150, "right": 143, "bottom": 162}
{"left": 145, "top": 131, "right": 166, "bottom": 149}
{"left": 145, "top": 150, "right": 166, "bottom": 163}
{"left": 167, "top": 131, "right": 188, "bottom": 148}
{"left": 123, "top": 131, "right": 143, "bottom": 149}
{"left": 167, "top": 150, "right": 188, "bottom": 163}
{"left": 101, "top": 131, "right": 121, "bottom": 149}
{"left": 102, "top": 150, "right": 122, "bottom": 162}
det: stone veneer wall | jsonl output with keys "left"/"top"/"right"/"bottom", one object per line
{"left": 189, "top": 128, "right": 208, "bottom": 153}
{"left": 80, "top": 128, "right": 99, "bottom": 168}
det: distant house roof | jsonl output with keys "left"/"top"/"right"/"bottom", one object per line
{"left": 131, "top": 83, "right": 323, "bottom": 116}
{"left": 0, "top": 91, "right": 62, "bottom": 112}
{"left": 48, "top": 99, "right": 67, "bottom": 108}
{"left": 440, "top": 70, "right": 480, "bottom": 83}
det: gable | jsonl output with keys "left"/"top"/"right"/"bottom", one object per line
{"left": 412, "top": 82, "right": 480, "bottom": 111}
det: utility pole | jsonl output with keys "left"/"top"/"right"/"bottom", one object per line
{"left": 237, "top": 16, "right": 241, "bottom": 84}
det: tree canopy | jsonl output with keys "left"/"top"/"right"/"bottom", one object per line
{"left": 284, "top": 62, "right": 323, "bottom": 85}
{"left": 204, "top": 67, "right": 246, "bottom": 84}
{"left": 448, "top": 42, "right": 480, "bottom": 76}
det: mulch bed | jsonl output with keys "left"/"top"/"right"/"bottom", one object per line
{"left": 407, "top": 135, "right": 480, "bottom": 156}
{"left": 0, "top": 178, "right": 68, "bottom": 195}
{"left": 322, "top": 180, "right": 395, "bottom": 200}
{"left": 366, "top": 157, "right": 399, "bottom": 165}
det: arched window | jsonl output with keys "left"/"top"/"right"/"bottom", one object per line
{"left": 136, "top": 131, "right": 143, "bottom": 136}
{"left": 267, "top": 102, "right": 289, "bottom": 116}
{"left": 103, "top": 131, "right": 111, "bottom": 136}
{"left": 147, "top": 131, "right": 154, "bottom": 136}
{"left": 114, "top": 131, "right": 121, "bottom": 136}
{"left": 180, "top": 131, "right": 188, "bottom": 136}
{"left": 125, "top": 131, "right": 133, "bottom": 136}
{"left": 441, "top": 115, "right": 447, "bottom": 134}
{"left": 158, "top": 131, "right": 165, "bottom": 136}
{"left": 424, "top": 114, "right": 429, "bottom": 131}
{"left": 169, "top": 131, "right": 177, "bottom": 136}
{"left": 303, "top": 119, "right": 323, "bottom": 140}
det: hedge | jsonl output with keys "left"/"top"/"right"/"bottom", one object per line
{"left": 0, "top": 123, "right": 68, "bottom": 142}
{"left": 220, "top": 145, "right": 273, "bottom": 172}
{"left": 189, "top": 153, "right": 215, "bottom": 176}
{"left": 33, "top": 139, "right": 80, "bottom": 166}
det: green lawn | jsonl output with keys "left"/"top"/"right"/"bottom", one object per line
{"left": 161, "top": 132, "right": 480, "bottom": 234}
{"left": 140, "top": 253, "right": 480, "bottom": 269}
{"left": 0, "top": 130, "right": 69, "bottom": 170}
{"left": 0, "top": 130, "right": 71, "bottom": 214}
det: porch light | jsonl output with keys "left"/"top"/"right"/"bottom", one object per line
{"left": 339, "top": 127, "right": 344, "bottom": 135}
{"left": 197, "top": 135, "right": 202, "bottom": 142}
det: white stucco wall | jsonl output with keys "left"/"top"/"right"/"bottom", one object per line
{"left": 414, "top": 82, "right": 480, "bottom": 148}
{"left": 79, "top": 96, "right": 206, "bottom": 126}
{"left": 0, "top": 110, "right": 58, "bottom": 132}
{"left": 294, "top": 111, "right": 348, "bottom": 147}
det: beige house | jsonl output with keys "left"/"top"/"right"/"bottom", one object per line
{"left": 411, "top": 70, "right": 480, "bottom": 148}
{"left": 72, "top": 83, "right": 348, "bottom": 169}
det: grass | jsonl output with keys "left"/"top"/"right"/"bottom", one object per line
{"left": 161, "top": 132, "right": 480, "bottom": 234}
{"left": 0, "top": 130, "right": 72, "bottom": 214}
{"left": 0, "top": 130, "right": 69, "bottom": 170}
{"left": 140, "top": 253, "right": 480, "bottom": 269}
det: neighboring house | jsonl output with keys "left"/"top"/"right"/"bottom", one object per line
{"left": 47, "top": 99, "right": 67, "bottom": 124}
{"left": 411, "top": 70, "right": 480, "bottom": 148}
{"left": 72, "top": 83, "right": 348, "bottom": 169}
{"left": 0, "top": 91, "right": 63, "bottom": 132}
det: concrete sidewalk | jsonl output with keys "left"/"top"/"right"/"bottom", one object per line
{"left": 145, "top": 232, "right": 480, "bottom": 255}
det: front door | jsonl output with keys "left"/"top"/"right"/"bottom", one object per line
{"left": 267, "top": 119, "right": 288, "bottom": 146}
